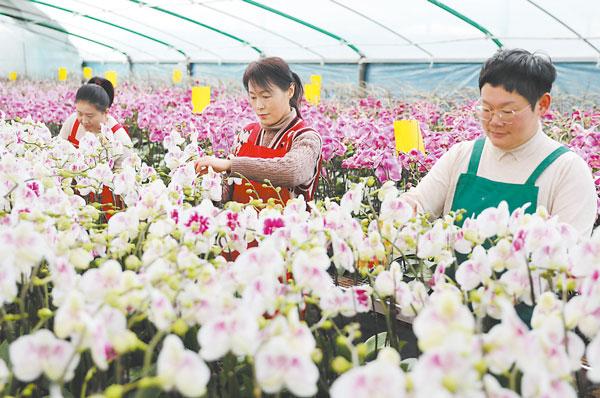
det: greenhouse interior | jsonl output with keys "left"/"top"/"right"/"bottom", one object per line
{"left": 1, "top": 0, "right": 600, "bottom": 397}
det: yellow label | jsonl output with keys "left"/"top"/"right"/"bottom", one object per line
{"left": 8, "top": 71, "right": 17, "bottom": 81}
{"left": 304, "top": 83, "right": 320, "bottom": 106}
{"left": 394, "top": 120, "right": 425, "bottom": 154}
{"left": 172, "top": 68, "right": 182, "bottom": 84}
{"left": 58, "top": 67, "right": 68, "bottom": 81}
{"left": 191, "top": 86, "right": 210, "bottom": 114}
{"left": 310, "top": 74, "right": 322, "bottom": 88}
{"left": 104, "top": 70, "right": 118, "bottom": 87}
{"left": 82, "top": 67, "right": 93, "bottom": 80}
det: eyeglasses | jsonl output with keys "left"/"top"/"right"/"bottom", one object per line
{"left": 475, "top": 103, "right": 531, "bottom": 124}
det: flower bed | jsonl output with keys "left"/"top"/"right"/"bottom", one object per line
{"left": 0, "top": 114, "right": 599, "bottom": 397}
{"left": 1, "top": 81, "right": 599, "bottom": 215}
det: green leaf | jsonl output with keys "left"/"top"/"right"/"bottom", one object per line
{"left": 400, "top": 357, "right": 417, "bottom": 372}
{"left": 0, "top": 340, "right": 9, "bottom": 364}
{"left": 364, "top": 332, "right": 388, "bottom": 362}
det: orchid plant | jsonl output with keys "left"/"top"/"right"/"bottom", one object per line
{"left": 3, "top": 81, "right": 598, "bottom": 214}
{"left": 0, "top": 84, "right": 599, "bottom": 397}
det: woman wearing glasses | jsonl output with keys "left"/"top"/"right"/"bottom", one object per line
{"left": 402, "top": 49, "right": 597, "bottom": 236}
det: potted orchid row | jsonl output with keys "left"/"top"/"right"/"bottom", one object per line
{"left": 0, "top": 115, "right": 599, "bottom": 397}
{"left": 1, "top": 81, "right": 598, "bottom": 215}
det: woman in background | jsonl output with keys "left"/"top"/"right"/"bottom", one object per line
{"left": 60, "top": 77, "right": 132, "bottom": 220}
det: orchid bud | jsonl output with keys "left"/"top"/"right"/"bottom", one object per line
{"left": 321, "top": 320, "right": 333, "bottom": 330}
{"left": 104, "top": 385, "right": 124, "bottom": 398}
{"left": 37, "top": 308, "right": 53, "bottom": 319}
{"left": 311, "top": 348, "right": 323, "bottom": 364}
{"left": 331, "top": 356, "right": 352, "bottom": 374}
{"left": 113, "top": 330, "right": 139, "bottom": 354}
{"left": 125, "top": 255, "right": 142, "bottom": 271}
{"left": 171, "top": 319, "right": 188, "bottom": 336}
{"left": 356, "top": 343, "right": 368, "bottom": 359}
{"left": 138, "top": 376, "right": 162, "bottom": 388}
{"left": 441, "top": 375, "right": 458, "bottom": 393}
{"left": 335, "top": 335, "right": 347, "bottom": 348}
{"left": 474, "top": 359, "right": 487, "bottom": 376}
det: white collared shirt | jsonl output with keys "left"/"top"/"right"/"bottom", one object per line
{"left": 402, "top": 127, "right": 598, "bottom": 236}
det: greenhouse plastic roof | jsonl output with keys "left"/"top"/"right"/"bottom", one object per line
{"left": 2, "top": 0, "right": 600, "bottom": 64}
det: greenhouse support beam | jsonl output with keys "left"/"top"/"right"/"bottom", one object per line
{"left": 0, "top": 11, "right": 130, "bottom": 61}
{"left": 329, "top": 0, "right": 434, "bottom": 63}
{"left": 194, "top": 2, "right": 327, "bottom": 63}
{"left": 1, "top": 6, "right": 160, "bottom": 65}
{"left": 129, "top": 0, "right": 264, "bottom": 56}
{"left": 525, "top": 0, "right": 600, "bottom": 57}
{"left": 358, "top": 61, "right": 368, "bottom": 94}
{"left": 27, "top": 0, "right": 189, "bottom": 68}
{"left": 46, "top": 3, "right": 225, "bottom": 65}
{"left": 427, "top": 0, "right": 503, "bottom": 48}
{"left": 241, "top": 0, "right": 365, "bottom": 60}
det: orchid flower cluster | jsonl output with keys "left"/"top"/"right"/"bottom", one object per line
{"left": 1, "top": 115, "right": 600, "bottom": 397}
{"left": 2, "top": 81, "right": 598, "bottom": 211}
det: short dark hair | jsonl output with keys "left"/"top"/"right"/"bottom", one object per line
{"left": 75, "top": 84, "right": 110, "bottom": 112}
{"left": 86, "top": 76, "right": 115, "bottom": 107}
{"left": 478, "top": 48, "right": 556, "bottom": 109}
{"left": 243, "top": 57, "right": 304, "bottom": 118}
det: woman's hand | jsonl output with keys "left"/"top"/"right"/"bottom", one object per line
{"left": 195, "top": 156, "right": 232, "bottom": 175}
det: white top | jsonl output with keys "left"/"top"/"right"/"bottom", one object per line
{"left": 402, "top": 127, "right": 598, "bottom": 236}
{"left": 59, "top": 113, "right": 132, "bottom": 147}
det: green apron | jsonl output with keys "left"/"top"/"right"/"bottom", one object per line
{"left": 451, "top": 138, "right": 569, "bottom": 223}
{"left": 450, "top": 138, "right": 569, "bottom": 325}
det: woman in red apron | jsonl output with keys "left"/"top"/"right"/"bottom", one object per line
{"left": 195, "top": 57, "right": 322, "bottom": 206}
{"left": 59, "top": 77, "right": 132, "bottom": 220}
{"left": 195, "top": 58, "right": 322, "bottom": 265}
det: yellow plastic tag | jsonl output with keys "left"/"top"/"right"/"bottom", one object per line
{"left": 58, "top": 67, "right": 68, "bottom": 81}
{"left": 310, "top": 74, "right": 322, "bottom": 88}
{"left": 104, "top": 70, "right": 118, "bottom": 87}
{"left": 8, "top": 71, "right": 17, "bottom": 81}
{"left": 304, "top": 83, "right": 320, "bottom": 106}
{"left": 394, "top": 120, "right": 425, "bottom": 154}
{"left": 172, "top": 68, "right": 182, "bottom": 84}
{"left": 83, "top": 67, "right": 93, "bottom": 80}
{"left": 191, "top": 86, "right": 211, "bottom": 113}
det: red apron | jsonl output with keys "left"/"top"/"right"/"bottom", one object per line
{"left": 228, "top": 119, "right": 321, "bottom": 319}
{"left": 231, "top": 119, "right": 321, "bottom": 205}
{"left": 225, "top": 119, "right": 321, "bottom": 266}
{"left": 67, "top": 119, "right": 126, "bottom": 220}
